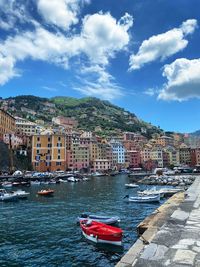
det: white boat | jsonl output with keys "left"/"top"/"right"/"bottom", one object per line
{"left": 13, "top": 190, "right": 30, "bottom": 199}
{"left": 40, "top": 181, "right": 49, "bottom": 185}
{"left": 59, "top": 179, "right": 68, "bottom": 183}
{"left": 1, "top": 182, "right": 12, "bottom": 188}
{"left": 49, "top": 180, "right": 56, "bottom": 184}
{"left": 0, "top": 189, "right": 17, "bottom": 201}
{"left": 67, "top": 177, "right": 79, "bottom": 182}
{"left": 125, "top": 183, "right": 139, "bottom": 188}
{"left": 31, "top": 181, "right": 41, "bottom": 185}
{"left": 82, "top": 177, "right": 90, "bottom": 181}
{"left": 124, "top": 194, "right": 160, "bottom": 203}
{"left": 138, "top": 187, "right": 183, "bottom": 198}
{"left": 92, "top": 172, "right": 105, "bottom": 177}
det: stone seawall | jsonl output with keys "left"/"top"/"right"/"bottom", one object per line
{"left": 116, "top": 177, "right": 200, "bottom": 267}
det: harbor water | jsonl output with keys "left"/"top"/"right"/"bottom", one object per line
{"left": 0, "top": 175, "right": 161, "bottom": 267}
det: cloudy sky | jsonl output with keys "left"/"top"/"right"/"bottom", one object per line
{"left": 0, "top": 0, "right": 200, "bottom": 133}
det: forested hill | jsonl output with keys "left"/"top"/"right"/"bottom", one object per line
{"left": 0, "top": 95, "right": 162, "bottom": 138}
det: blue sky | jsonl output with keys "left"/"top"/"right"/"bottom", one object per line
{"left": 0, "top": 0, "right": 200, "bottom": 133}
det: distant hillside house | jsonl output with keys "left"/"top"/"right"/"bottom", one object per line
{"left": 15, "top": 117, "right": 37, "bottom": 136}
{"left": 52, "top": 116, "right": 78, "bottom": 129}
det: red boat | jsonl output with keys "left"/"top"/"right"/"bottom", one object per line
{"left": 37, "top": 189, "right": 54, "bottom": 196}
{"left": 80, "top": 219, "right": 123, "bottom": 246}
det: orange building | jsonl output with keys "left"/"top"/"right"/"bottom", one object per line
{"left": 0, "top": 109, "right": 16, "bottom": 141}
{"left": 32, "top": 134, "right": 66, "bottom": 172}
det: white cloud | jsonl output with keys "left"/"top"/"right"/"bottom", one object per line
{"left": 75, "top": 80, "right": 123, "bottom": 100}
{"left": 0, "top": 55, "right": 19, "bottom": 85}
{"left": 144, "top": 88, "right": 157, "bottom": 96}
{"left": 158, "top": 58, "right": 200, "bottom": 101}
{"left": 0, "top": 11, "right": 133, "bottom": 99}
{"left": 0, "top": 0, "right": 32, "bottom": 30}
{"left": 76, "top": 64, "right": 123, "bottom": 100}
{"left": 129, "top": 19, "right": 198, "bottom": 70}
{"left": 37, "top": 0, "right": 88, "bottom": 30}
{"left": 79, "top": 12, "right": 133, "bottom": 65}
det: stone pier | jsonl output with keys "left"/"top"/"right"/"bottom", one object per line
{"left": 116, "top": 177, "right": 200, "bottom": 267}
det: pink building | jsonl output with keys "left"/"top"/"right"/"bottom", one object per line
{"left": 93, "top": 159, "right": 111, "bottom": 172}
{"left": 126, "top": 150, "right": 141, "bottom": 168}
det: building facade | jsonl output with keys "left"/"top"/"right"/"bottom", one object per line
{"left": 32, "top": 134, "right": 66, "bottom": 172}
{"left": 0, "top": 109, "right": 16, "bottom": 140}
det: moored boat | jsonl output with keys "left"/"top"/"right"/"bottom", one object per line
{"left": 31, "top": 180, "right": 40, "bottom": 185}
{"left": 67, "top": 177, "right": 80, "bottom": 182}
{"left": 1, "top": 182, "right": 12, "bottom": 188}
{"left": 12, "top": 190, "right": 30, "bottom": 199}
{"left": 124, "top": 194, "right": 160, "bottom": 203}
{"left": 37, "top": 189, "right": 54, "bottom": 196}
{"left": 125, "top": 183, "right": 139, "bottom": 188}
{"left": 80, "top": 219, "right": 123, "bottom": 246}
{"left": 138, "top": 187, "right": 183, "bottom": 198}
{"left": 77, "top": 214, "right": 120, "bottom": 225}
{"left": 0, "top": 189, "right": 18, "bottom": 201}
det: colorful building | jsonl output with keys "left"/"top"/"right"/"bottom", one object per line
{"left": 0, "top": 109, "right": 16, "bottom": 141}
{"left": 32, "top": 134, "right": 66, "bottom": 172}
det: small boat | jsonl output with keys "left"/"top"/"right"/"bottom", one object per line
{"left": 138, "top": 187, "right": 183, "bottom": 198}
{"left": 82, "top": 177, "right": 90, "bottom": 181}
{"left": 13, "top": 190, "right": 30, "bottom": 199}
{"left": 1, "top": 182, "right": 12, "bottom": 188}
{"left": 92, "top": 172, "right": 105, "bottom": 177}
{"left": 125, "top": 183, "right": 139, "bottom": 188}
{"left": 67, "top": 177, "right": 79, "bottom": 182}
{"left": 49, "top": 179, "right": 56, "bottom": 184}
{"left": 77, "top": 214, "right": 120, "bottom": 225}
{"left": 37, "top": 189, "right": 54, "bottom": 196}
{"left": 124, "top": 194, "right": 160, "bottom": 203}
{"left": 59, "top": 179, "right": 68, "bottom": 183}
{"left": 80, "top": 219, "right": 123, "bottom": 246}
{"left": 0, "top": 189, "right": 18, "bottom": 201}
{"left": 40, "top": 181, "right": 49, "bottom": 185}
{"left": 12, "top": 182, "right": 21, "bottom": 186}
{"left": 31, "top": 180, "right": 40, "bottom": 185}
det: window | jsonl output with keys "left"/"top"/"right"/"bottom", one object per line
{"left": 37, "top": 150, "right": 40, "bottom": 154}
{"left": 46, "top": 162, "right": 51, "bottom": 166}
{"left": 48, "top": 137, "right": 51, "bottom": 142}
{"left": 47, "top": 143, "right": 52, "bottom": 148}
{"left": 58, "top": 155, "right": 61, "bottom": 160}
{"left": 36, "top": 143, "right": 41, "bottom": 148}
{"left": 37, "top": 137, "right": 40, "bottom": 142}
{"left": 58, "top": 136, "right": 61, "bottom": 141}
{"left": 58, "top": 149, "right": 60, "bottom": 154}
{"left": 56, "top": 162, "right": 61, "bottom": 166}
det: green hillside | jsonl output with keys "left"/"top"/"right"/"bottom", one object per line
{"left": 0, "top": 95, "right": 162, "bottom": 138}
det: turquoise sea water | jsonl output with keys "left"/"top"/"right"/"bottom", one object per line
{"left": 0, "top": 175, "right": 161, "bottom": 267}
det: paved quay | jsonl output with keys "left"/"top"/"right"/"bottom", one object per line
{"left": 116, "top": 177, "right": 200, "bottom": 267}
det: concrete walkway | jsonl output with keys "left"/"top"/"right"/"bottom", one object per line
{"left": 116, "top": 178, "right": 200, "bottom": 267}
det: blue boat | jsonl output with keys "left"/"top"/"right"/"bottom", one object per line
{"left": 77, "top": 213, "right": 120, "bottom": 225}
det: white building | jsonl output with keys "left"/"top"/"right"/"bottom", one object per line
{"left": 110, "top": 140, "right": 125, "bottom": 165}
{"left": 15, "top": 117, "right": 37, "bottom": 136}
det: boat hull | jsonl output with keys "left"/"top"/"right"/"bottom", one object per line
{"left": 80, "top": 220, "right": 123, "bottom": 246}
{"left": 82, "top": 230, "right": 122, "bottom": 246}
{"left": 78, "top": 215, "right": 120, "bottom": 225}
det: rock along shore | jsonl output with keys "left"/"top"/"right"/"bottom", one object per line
{"left": 116, "top": 175, "right": 200, "bottom": 267}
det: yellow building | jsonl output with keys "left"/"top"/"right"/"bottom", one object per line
{"left": 157, "top": 136, "right": 174, "bottom": 147}
{"left": 0, "top": 109, "right": 16, "bottom": 141}
{"left": 32, "top": 134, "right": 66, "bottom": 172}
